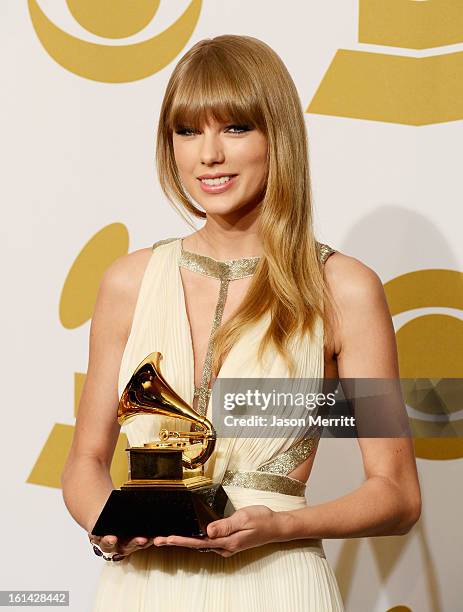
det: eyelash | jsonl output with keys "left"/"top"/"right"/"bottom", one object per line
{"left": 175, "top": 125, "right": 251, "bottom": 136}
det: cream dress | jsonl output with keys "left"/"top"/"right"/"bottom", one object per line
{"left": 93, "top": 238, "right": 344, "bottom": 612}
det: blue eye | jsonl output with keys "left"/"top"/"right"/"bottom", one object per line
{"left": 227, "top": 125, "right": 251, "bottom": 133}
{"left": 174, "top": 124, "right": 252, "bottom": 136}
{"left": 175, "top": 127, "right": 196, "bottom": 136}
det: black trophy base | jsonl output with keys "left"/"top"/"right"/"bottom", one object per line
{"left": 91, "top": 484, "right": 232, "bottom": 538}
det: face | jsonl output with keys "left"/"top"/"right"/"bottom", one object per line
{"left": 172, "top": 116, "right": 268, "bottom": 218}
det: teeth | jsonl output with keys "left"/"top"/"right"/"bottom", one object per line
{"left": 201, "top": 176, "right": 232, "bottom": 186}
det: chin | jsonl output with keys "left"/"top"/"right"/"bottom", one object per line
{"left": 200, "top": 203, "right": 252, "bottom": 217}
{"left": 195, "top": 194, "right": 262, "bottom": 218}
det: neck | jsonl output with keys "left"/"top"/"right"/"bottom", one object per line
{"left": 184, "top": 209, "right": 263, "bottom": 260}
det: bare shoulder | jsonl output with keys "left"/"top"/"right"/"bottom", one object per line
{"left": 323, "top": 250, "right": 398, "bottom": 376}
{"left": 95, "top": 246, "right": 154, "bottom": 340}
{"left": 102, "top": 246, "right": 153, "bottom": 293}
{"left": 323, "top": 250, "right": 385, "bottom": 307}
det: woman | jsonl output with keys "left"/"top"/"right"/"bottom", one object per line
{"left": 62, "top": 35, "right": 421, "bottom": 611}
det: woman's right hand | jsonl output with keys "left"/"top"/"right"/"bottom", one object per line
{"left": 89, "top": 534, "right": 154, "bottom": 560}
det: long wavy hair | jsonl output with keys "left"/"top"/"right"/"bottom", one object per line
{"left": 156, "top": 35, "right": 335, "bottom": 376}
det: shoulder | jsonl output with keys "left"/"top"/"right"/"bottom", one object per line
{"left": 322, "top": 249, "right": 395, "bottom": 359}
{"left": 323, "top": 249, "right": 385, "bottom": 306}
{"left": 316, "top": 243, "right": 387, "bottom": 355}
{"left": 101, "top": 236, "right": 179, "bottom": 299}
{"left": 94, "top": 247, "right": 154, "bottom": 339}
{"left": 101, "top": 247, "right": 153, "bottom": 296}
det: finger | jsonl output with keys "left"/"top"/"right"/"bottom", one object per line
{"left": 210, "top": 548, "right": 235, "bottom": 557}
{"left": 207, "top": 515, "right": 243, "bottom": 538}
{"left": 153, "top": 537, "right": 165, "bottom": 547}
{"left": 131, "top": 537, "right": 149, "bottom": 546}
{"left": 118, "top": 537, "right": 150, "bottom": 555}
{"left": 98, "top": 536, "right": 118, "bottom": 552}
{"left": 155, "top": 535, "right": 226, "bottom": 549}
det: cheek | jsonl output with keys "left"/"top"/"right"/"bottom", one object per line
{"left": 172, "top": 142, "right": 193, "bottom": 175}
{"left": 239, "top": 138, "right": 268, "bottom": 176}
{"left": 243, "top": 151, "right": 268, "bottom": 185}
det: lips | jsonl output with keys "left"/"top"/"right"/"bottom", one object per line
{"left": 197, "top": 173, "right": 237, "bottom": 180}
{"left": 198, "top": 174, "right": 238, "bottom": 193}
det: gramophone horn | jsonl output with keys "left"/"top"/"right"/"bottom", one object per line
{"left": 117, "top": 352, "right": 216, "bottom": 469}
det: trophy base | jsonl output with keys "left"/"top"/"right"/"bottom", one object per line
{"left": 91, "top": 483, "right": 232, "bottom": 538}
{"left": 121, "top": 475, "right": 213, "bottom": 489}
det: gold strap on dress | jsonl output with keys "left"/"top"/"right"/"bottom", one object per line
{"left": 179, "top": 241, "right": 261, "bottom": 416}
{"left": 255, "top": 437, "right": 320, "bottom": 476}
{"left": 251, "top": 242, "right": 335, "bottom": 476}
{"left": 318, "top": 242, "right": 336, "bottom": 265}
{"left": 222, "top": 469, "right": 306, "bottom": 497}
{"left": 179, "top": 248, "right": 260, "bottom": 281}
{"left": 194, "top": 276, "right": 229, "bottom": 416}
{"left": 152, "top": 237, "right": 179, "bottom": 251}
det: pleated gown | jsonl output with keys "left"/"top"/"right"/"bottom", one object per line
{"left": 93, "top": 237, "right": 344, "bottom": 612}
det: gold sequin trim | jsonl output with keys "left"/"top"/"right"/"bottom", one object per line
{"left": 317, "top": 242, "right": 336, "bottom": 265}
{"left": 179, "top": 245, "right": 260, "bottom": 280}
{"left": 151, "top": 238, "right": 334, "bottom": 432}
{"left": 152, "top": 237, "right": 178, "bottom": 251}
{"left": 194, "top": 386, "right": 212, "bottom": 398}
{"left": 195, "top": 277, "right": 229, "bottom": 416}
{"left": 255, "top": 437, "right": 319, "bottom": 476}
{"left": 222, "top": 469, "right": 306, "bottom": 497}
{"left": 179, "top": 241, "right": 261, "bottom": 417}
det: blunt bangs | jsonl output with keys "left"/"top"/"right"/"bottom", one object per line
{"left": 166, "top": 51, "right": 268, "bottom": 134}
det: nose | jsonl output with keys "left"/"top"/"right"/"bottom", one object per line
{"left": 200, "top": 130, "right": 225, "bottom": 166}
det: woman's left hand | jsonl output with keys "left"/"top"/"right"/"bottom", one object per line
{"left": 153, "top": 505, "right": 288, "bottom": 557}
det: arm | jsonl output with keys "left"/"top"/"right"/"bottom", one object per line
{"left": 61, "top": 248, "right": 152, "bottom": 535}
{"left": 281, "top": 253, "right": 422, "bottom": 539}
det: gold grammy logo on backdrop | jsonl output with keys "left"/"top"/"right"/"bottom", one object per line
{"left": 384, "top": 269, "right": 463, "bottom": 460}
{"left": 27, "top": 223, "right": 130, "bottom": 489}
{"left": 28, "top": 0, "right": 202, "bottom": 82}
{"left": 308, "top": 0, "right": 463, "bottom": 124}
{"left": 333, "top": 268, "right": 462, "bottom": 608}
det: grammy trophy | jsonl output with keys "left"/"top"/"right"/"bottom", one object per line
{"left": 91, "top": 352, "right": 232, "bottom": 538}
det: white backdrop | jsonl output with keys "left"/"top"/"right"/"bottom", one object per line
{"left": 1, "top": 1, "right": 462, "bottom": 610}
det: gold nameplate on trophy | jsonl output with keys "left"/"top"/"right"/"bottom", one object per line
{"left": 91, "top": 352, "right": 232, "bottom": 538}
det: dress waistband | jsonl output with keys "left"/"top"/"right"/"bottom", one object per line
{"left": 222, "top": 469, "right": 307, "bottom": 497}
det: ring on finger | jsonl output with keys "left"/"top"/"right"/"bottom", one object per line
{"left": 92, "top": 543, "right": 126, "bottom": 562}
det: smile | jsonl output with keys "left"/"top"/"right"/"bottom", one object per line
{"left": 201, "top": 176, "right": 233, "bottom": 185}
{"left": 198, "top": 175, "right": 238, "bottom": 193}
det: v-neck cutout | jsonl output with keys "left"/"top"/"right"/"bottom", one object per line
{"left": 177, "top": 261, "right": 212, "bottom": 389}
{"left": 175, "top": 238, "right": 260, "bottom": 415}
{"left": 176, "top": 247, "right": 224, "bottom": 416}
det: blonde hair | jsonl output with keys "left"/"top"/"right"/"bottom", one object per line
{"left": 156, "top": 35, "right": 334, "bottom": 376}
